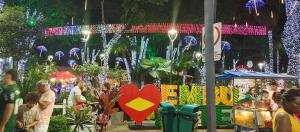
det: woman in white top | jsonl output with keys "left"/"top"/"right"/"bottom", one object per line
{"left": 67, "top": 81, "right": 87, "bottom": 106}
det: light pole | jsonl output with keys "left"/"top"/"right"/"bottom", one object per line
{"left": 168, "top": 28, "right": 178, "bottom": 84}
{"left": 81, "top": 30, "right": 91, "bottom": 63}
{"left": 205, "top": 0, "right": 216, "bottom": 131}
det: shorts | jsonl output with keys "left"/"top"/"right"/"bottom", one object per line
{"left": 34, "top": 124, "right": 49, "bottom": 132}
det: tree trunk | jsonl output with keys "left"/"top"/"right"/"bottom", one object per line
{"left": 123, "top": 57, "right": 132, "bottom": 83}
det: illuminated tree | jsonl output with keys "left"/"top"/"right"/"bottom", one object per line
{"left": 282, "top": 0, "right": 300, "bottom": 76}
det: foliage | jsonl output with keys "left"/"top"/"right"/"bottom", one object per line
{"left": 0, "top": 6, "right": 42, "bottom": 61}
{"left": 66, "top": 106, "right": 93, "bottom": 132}
{"left": 49, "top": 115, "right": 72, "bottom": 132}
{"left": 110, "top": 38, "right": 131, "bottom": 56}
{"left": 98, "top": 92, "right": 119, "bottom": 116}
{"left": 110, "top": 66, "right": 127, "bottom": 83}
{"left": 77, "top": 63, "right": 107, "bottom": 76}
{"left": 174, "top": 53, "right": 197, "bottom": 73}
{"left": 18, "top": 58, "right": 52, "bottom": 99}
{"left": 6, "top": 0, "right": 82, "bottom": 27}
{"left": 94, "top": 85, "right": 119, "bottom": 132}
{"left": 122, "top": 0, "right": 167, "bottom": 25}
{"left": 140, "top": 57, "right": 170, "bottom": 79}
{"left": 55, "top": 91, "right": 69, "bottom": 105}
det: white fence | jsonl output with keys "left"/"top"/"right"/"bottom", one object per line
{"left": 16, "top": 98, "right": 67, "bottom": 115}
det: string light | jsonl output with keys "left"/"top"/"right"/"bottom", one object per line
{"left": 289, "top": 1, "right": 298, "bottom": 16}
{"left": 0, "top": 0, "right": 4, "bottom": 10}
{"left": 246, "top": 22, "right": 248, "bottom": 27}
{"left": 268, "top": 31, "right": 274, "bottom": 72}
{"left": 282, "top": 0, "right": 300, "bottom": 76}
{"left": 44, "top": 23, "right": 267, "bottom": 37}
{"left": 282, "top": 0, "right": 284, "bottom": 4}
{"left": 270, "top": 10, "right": 274, "bottom": 19}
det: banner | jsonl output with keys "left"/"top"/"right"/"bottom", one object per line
{"left": 202, "top": 22, "right": 222, "bottom": 62}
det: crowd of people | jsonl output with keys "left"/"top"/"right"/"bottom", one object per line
{"left": 238, "top": 81, "right": 300, "bottom": 131}
{"left": 0, "top": 69, "right": 90, "bottom": 132}
{"left": 0, "top": 70, "right": 56, "bottom": 132}
{"left": 0, "top": 69, "right": 299, "bottom": 132}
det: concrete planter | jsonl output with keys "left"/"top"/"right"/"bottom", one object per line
{"left": 71, "top": 124, "right": 95, "bottom": 132}
{"left": 110, "top": 112, "right": 124, "bottom": 125}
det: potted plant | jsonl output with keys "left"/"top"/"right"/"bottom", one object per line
{"left": 49, "top": 115, "right": 71, "bottom": 132}
{"left": 66, "top": 106, "right": 94, "bottom": 132}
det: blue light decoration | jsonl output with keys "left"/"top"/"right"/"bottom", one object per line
{"left": 282, "top": 0, "right": 300, "bottom": 77}
{"left": 0, "top": 0, "right": 4, "bottom": 10}
{"left": 69, "top": 48, "right": 80, "bottom": 59}
{"left": 183, "top": 35, "right": 197, "bottom": 46}
{"left": 268, "top": 31, "right": 274, "bottom": 72}
{"left": 245, "top": 0, "right": 265, "bottom": 15}
{"left": 55, "top": 51, "right": 64, "bottom": 60}
{"left": 68, "top": 59, "right": 77, "bottom": 68}
{"left": 221, "top": 41, "right": 232, "bottom": 52}
{"left": 36, "top": 46, "right": 47, "bottom": 57}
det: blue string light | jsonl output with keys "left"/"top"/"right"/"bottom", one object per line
{"left": 282, "top": 0, "right": 300, "bottom": 76}
{"left": 268, "top": 31, "right": 274, "bottom": 72}
{"left": 0, "top": 0, "right": 4, "bottom": 10}
{"left": 245, "top": 0, "right": 265, "bottom": 9}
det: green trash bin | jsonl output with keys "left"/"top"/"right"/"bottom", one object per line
{"left": 178, "top": 104, "right": 200, "bottom": 132}
{"left": 160, "top": 102, "right": 178, "bottom": 132}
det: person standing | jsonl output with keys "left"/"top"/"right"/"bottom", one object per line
{"left": 0, "top": 69, "right": 20, "bottom": 132}
{"left": 35, "top": 80, "right": 55, "bottom": 132}
{"left": 67, "top": 80, "right": 87, "bottom": 107}
{"left": 273, "top": 89, "right": 300, "bottom": 132}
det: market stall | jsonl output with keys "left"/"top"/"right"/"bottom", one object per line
{"left": 217, "top": 70, "right": 298, "bottom": 131}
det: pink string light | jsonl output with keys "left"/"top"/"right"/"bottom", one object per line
{"left": 44, "top": 23, "right": 267, "bottom": 37}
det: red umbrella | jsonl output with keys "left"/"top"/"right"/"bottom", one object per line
{"left": 50, "top": 71, "right": 76, "bottom": 80}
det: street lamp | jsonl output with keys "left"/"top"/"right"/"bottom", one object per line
{"left": 168, "top": 28, "right": 178, "bottom": 83}
{"left": 258, "top": 62, "right": 265, "bottom": 72}
{"left": 99, "top": 53, "right": 105, "bottom": 65}
{"left": 81, "top": 30, "right": 91, "bottom": 52}
{"left": 48, "top": 55, "right": 54, "bottom": 62}
{"left": 195, "top": 52, "right": 202, "bottom": 62}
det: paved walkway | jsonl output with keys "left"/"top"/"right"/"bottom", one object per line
{"left": 109, "top": 123, "right": 233, "bottom": 132}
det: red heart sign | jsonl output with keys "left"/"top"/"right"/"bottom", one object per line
{"left": 118, "top": 84, "right": 161, "bottom": 125}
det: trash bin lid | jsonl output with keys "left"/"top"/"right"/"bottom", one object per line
{"left": 160, "top": 102, "right": 176, "bottom": 111}
{"left": 180, "top": 104, "right": 200, "bottom": 113}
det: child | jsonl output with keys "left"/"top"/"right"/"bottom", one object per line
{"left": 16, "top": 92, "right": 40, "bottom": 132}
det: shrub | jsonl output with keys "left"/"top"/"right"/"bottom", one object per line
{"left": 48, "top": 115, "right": 71, "bottom": 132}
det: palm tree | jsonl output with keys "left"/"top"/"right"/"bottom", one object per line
{"left": 110, "top": 38, "right": 132, "bottom": 83}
